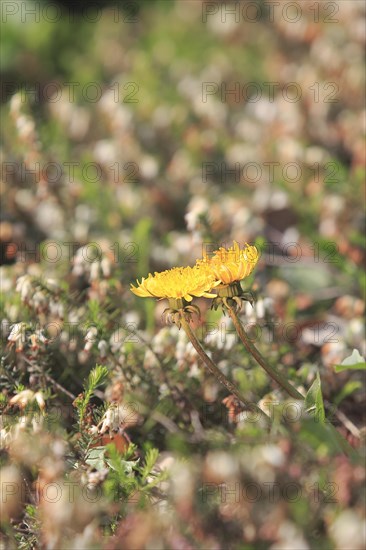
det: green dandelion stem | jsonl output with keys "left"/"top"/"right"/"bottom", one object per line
{"left": 227, "top": 306, "right": 304, "bottom": 401}
{"left": 179, "top": 312, "right": 271, "bottom": 424}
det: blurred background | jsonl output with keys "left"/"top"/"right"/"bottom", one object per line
{"left": 1, "top": 0, "right": 365, "bottom": 352}
{"left": 1, "top": 1, "right": 365, "bottom": 548}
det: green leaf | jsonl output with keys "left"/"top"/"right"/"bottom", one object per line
{"left": 299, "top": 417, "right": 358, "bottom": 458}
{"left": 132, "top": 217, "right": 155, "bottom": 331}
{"left": 334, "top": 381, "right": 363, "bottom": 406}
{"left": 305, "top": 372, "right": 325, "bottom": 423}
{"left": 303, "top": 373, "right": 360, "bottom": 459}
{"left": 105, "top": 443, "right": 138, "bottom": 475}
{"left": 334, "top": 349, "right": 366, "bottom": 372}
{"left": 133, "top": 217, "right": 152, "bottom": 279}
{"left": 85, "top": 446, "right": 106, "bottom": 471}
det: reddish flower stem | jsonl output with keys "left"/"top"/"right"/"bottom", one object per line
{"left": 227, "top": 306, "right": 304, "bottom": 401}
{"left": 179, "top": 312, "right": 270, "bottom": 425}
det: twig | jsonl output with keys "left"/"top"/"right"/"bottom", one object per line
{"left": 334, "top": 409, "right": 361, "bottom": 439}
{"left": 21, "top": 355, "right": 76, "bottom": 400}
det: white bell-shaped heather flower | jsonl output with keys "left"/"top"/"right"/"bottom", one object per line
{"left": 97, "top": 340, "right": 108, "bottom": 358}
{"left": 34, "top": 391, "right": 46, "bottom": 411}
{"left": 84, "top": 326, "right": 98, "bottom": 352}
{"left": 100, "top": 256, "right": 112, "bottom": 278}
{"left": 32, "top": 290, "right": 47, "bottom": 311}
{"left": 16, "top": 275, "right": 33, "bottom": 302}
{"left": 98, "top": 406, "right": 119, "bottom": 434}
{"left": 29, "top": 330, "right": 48, "bottom": 350}
{"left": 8, "top": 323, "right": 27, "bottom": 351}
{"left": 9, "top": 390, "right": 35, "bottom": 409}
{"left": 9, "top": 389, "right": 45, "bottom": 412}
{"left": 89, "top": 260, "right": 101, "bottom": 281}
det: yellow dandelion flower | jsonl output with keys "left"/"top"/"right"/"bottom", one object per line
{"left": 199, "top": 241, "right": 259, "bottom": 285}
{"left": 130, "top": 264, "right": 219, "bottom": 303}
